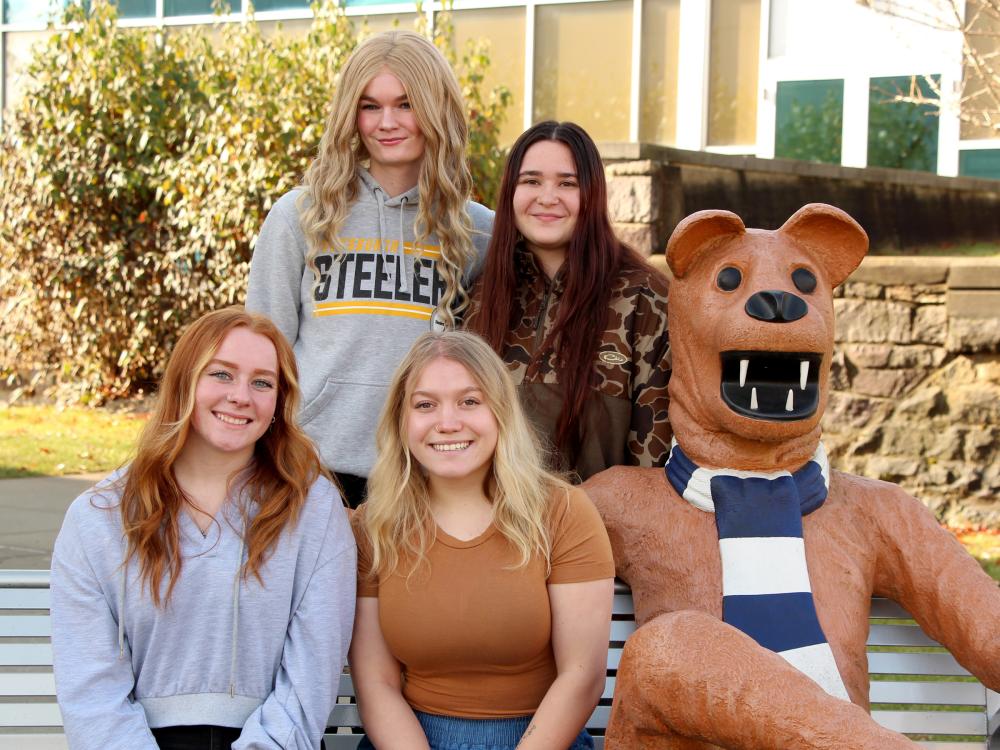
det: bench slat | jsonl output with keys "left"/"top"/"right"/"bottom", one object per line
{"left": 0, "top": 644, "right": 53, "bottom": 667}
{"left": 0, "top": 672, "right": 57, "bottom": 696}
{"left": 873, "top": 708, "right": 987, "bottom": 735}
{"left": 611, "top": 594, "right": 633, "bottom": 616}
{"left": 0, "top": 615, "right": 51, "bottom": 637}
{"left": 0, "top": 590, "right": 50, "bottom": 610}
{"left": 322, "top": 736, "right": 362, "bottom": 750}
{"left": 0, "top": 735, "right": 67, "bottom": 749}
{"left": 0, "top": 703, "right": 62, "bottom": 727}
{"left": 868, "top": 652, "right": 971, "bottom": 677}
{"left": 868, "top": 624, "right": 941, "bottom": 648}
{"left": 870, "top": 680, "right": 986, "bottom": 706}
{"left": 870, "top": 599, "right": 911, "bottom": 619}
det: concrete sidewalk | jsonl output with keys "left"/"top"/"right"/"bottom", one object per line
{"left": 0, "top": 474, "right": 104, "bottom": 569}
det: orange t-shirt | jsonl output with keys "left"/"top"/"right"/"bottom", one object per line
{"left": 353, "top": 487, "right": 614, "bottom": 718}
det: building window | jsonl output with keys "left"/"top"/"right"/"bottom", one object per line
{"left": 251, "top": 0, "right": 310, "bottom": 10}
{"left": 959, "top": 149, "right": 1000, "bottom": 179}
{"left": 961, "top": 0, "right": 1000, "bottom": 141}
{"left": 116, "top": 0, "right": 155, "bottom": 16}
{"left": 774, "top": 79, "right": 843, "bottom": 165}
{"left": 532, "top": 0, "right": 632, "bottom": 142}
{"left": 451, "top": 6, "right": 524, "bottom": 146}
{"left": 867, "top": 74, "right": 939, "bottom": 172}
{"left": 165, "top": 0, "right": 215, "bottom": 15}
{"left": 707, "top": 0, "right": 760, "bottom": 146}
{"left": 639, "top": 0, "right": 680, "bottom": 145}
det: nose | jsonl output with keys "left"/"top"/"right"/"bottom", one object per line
{"left": 744, "top": 290, "right": 808, "bottom": 323}
{"left": 226, "top": 379, "right": 251, "bottom": 406}
{"left": 436, "top": 404, "right": 462, "bottom": 432}
{"left": 536, "top": 183, "right": 558, "bottom": 205}
{"left": 378, "top": 107, "right": 397, "bottom": 129}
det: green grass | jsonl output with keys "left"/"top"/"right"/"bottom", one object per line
{"left": 0, "top": 404, "right": 146, "bottom": 478}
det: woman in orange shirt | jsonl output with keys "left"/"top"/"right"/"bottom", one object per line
{"left": 349, "top": 331, "right": 614, "bottom": 749}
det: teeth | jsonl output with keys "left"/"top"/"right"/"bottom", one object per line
{"left": 800, "top": 360, "right": 809, "bottom": 390}
{"left": 750, "top": 387, "right": 758, "bottom": 411}
{"left": 215, "top": 413, "right": 249, "bottom": 426}
{"left": 433, "top": 441, "right": 470, "bottom": 452}
{"left": 739, "top": 359, "right": 749, "bottom": 388}
{"left": 786, "top": 389, "right": 794, "bottom": 412}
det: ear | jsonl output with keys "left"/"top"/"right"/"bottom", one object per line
{"left": 778, "top": 203, "right": 869, "bottom": 287}
{"left": 666, "top": 210, "right": 746, "bottom": 279}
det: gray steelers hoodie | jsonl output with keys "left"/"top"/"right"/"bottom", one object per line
{"left": 246, "top": 169, "right": 494, "bottom": 476}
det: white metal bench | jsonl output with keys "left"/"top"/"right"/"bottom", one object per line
{"left": 3, "top": 572, "right": 997, "bottom": 748}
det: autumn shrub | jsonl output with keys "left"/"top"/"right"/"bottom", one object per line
{"left": 0, "top": 0, "right": 510, "bottom": 402}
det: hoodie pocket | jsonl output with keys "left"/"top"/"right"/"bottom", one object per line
{"left": 299, "top": 379, "right": 342, "bottom": 426}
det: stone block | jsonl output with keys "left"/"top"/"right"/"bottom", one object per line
{"left": 946, "top": 384, "right": 1000, "bottom": 424}
{"left": 841, "top": 343, "right": 892, "bottom": 368}
{"left": 607, "top": 175, "right": 655, "bottom": 224}
{"left": 946, "top": 316, "right": 1000, "bottom": 353}
{"left": 841, "top": 282, "right": 884, "bottom": 300}
{"left": 913, "top": 304, "right": 947, "bottom": 345}
{"left": 928, "top": 427, "right": 966, "bottom": 461}
{"left": 887, "top": 345, "right": 948, "bottom": 368}
{"left": 963, "top": 426, "right": 998, "bottom": 462}
{"left": 604, "top": 159, "right": 657, "bottom": 177}
{"left": 896, "top": 386, "right": 947, "bottom": 418}
{"left": 868, "top": 456, "right": 922, "bottom": 480}
{"left": 947, "top": 259, "right": 1000, "bottom": 289}
{"left": 851, "top": 366, "right": 923, "bottom": 398}
{"left": 834, "top": 298, "right": 912, "bottom": 344}
{"left": 822, "top": 391, "right": 892, "bottom": 430}
{"left": 885, "top": 284, "right": 946, "bottom": 303}
{"left": 612, "top": 223, "right": 656, "bottom": 256}
{"left": 829, "top": 349, "right": 852, "bottom": 390}
{"left": 947, "top": 289, "right": 1000, "bottom": 319}
{"left": 847, "top": 257, "right": 949, "bottom": 286}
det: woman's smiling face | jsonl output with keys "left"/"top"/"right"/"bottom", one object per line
{"left": 405, "top": 357, "right": 499, "bottom": 487}
{"left": 512, "top": 139, "right": 581, "bottom": 258}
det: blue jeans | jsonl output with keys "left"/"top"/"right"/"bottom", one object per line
{"left": 357, "top": 711, "right": 594, "bottom": 750}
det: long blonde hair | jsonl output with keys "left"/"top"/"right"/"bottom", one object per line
{"left": 364, "top": 331, "right": 568, "bottom": 580}
{"left": 120, "top": 307, "right": 324, "bottom": 606}
{"left": 300, "top": 30, "right": 475, "bottom": 327}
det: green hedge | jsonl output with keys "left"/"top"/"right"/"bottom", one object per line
{"left": 0, "top": 0, "right": 510, "bottom": 402}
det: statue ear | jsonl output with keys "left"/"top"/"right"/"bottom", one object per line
{"left": 667, "top": 210, "right": 746, "bottom": 279}
{"left": 778, "top": 203, "right": 869, "bottom": 287}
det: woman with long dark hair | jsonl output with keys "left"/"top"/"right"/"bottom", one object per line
{"left": 467, "top": 121, "right": 671, "bottom": 481}
{"left": 50, "top": 307, "right": 356, "bottom": 749}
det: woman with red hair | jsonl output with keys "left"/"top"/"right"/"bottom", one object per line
{"left": 467, "top": 121, "right": 671, "bottom": 481}
{"left": 50, "top": 307, "right": 356, "bottom": 750}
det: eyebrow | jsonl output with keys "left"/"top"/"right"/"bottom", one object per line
{"left": 411, "top": 386, "right": 482, "bottom": 399}
{"left": 518, "top": 169, "right": 577, "bottom": 178}
{"left": 359, "top": 94, "right": 409, "bottom": 104}
{"left": 208, "top": 359, "right": 278, "bottom": 378}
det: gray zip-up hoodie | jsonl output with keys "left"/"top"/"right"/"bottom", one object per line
{"left": 50, "top": 472, "right": 356, "bottom": 750}
{"left": 246, "top": 170, "right": 494, "bottom": 476}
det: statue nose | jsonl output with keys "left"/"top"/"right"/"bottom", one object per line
{"left": 744, "top": 290, "right": 808, "bottom": 323}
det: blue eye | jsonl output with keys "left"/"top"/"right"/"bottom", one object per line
{"left": 252, "top": 379, "right": 275, "bottom": 390}
{"left": 209, "top": 370, "right": 232, "bottom": 381}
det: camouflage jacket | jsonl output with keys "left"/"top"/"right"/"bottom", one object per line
{"left": 469, "top": 248, "right": 672, "bottom": 481}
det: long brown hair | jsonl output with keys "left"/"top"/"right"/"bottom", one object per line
{"left": 468, "top": 121, "right": 649, "bottom": 464}
{"left": 120, "top": 306, "right": 323, "bottom": 606}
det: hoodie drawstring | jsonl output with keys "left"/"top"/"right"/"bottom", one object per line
{"left": 229, "top": 535, "right": 245, "bottom": 699}
{"left": 118, "top": 560, "right": 127, "bottom": 660}
{"left": 398, "top": 195, "right": 409, "bottom": 293}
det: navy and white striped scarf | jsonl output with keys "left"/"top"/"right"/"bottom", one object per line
{"left": 665, "top": 441, "right": 849, "bottom": 700}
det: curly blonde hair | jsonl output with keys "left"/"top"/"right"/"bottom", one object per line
{"left": 300, "top": 30, "right": 475, "bottom": 328}
{"left": 363, "top": 331, "right": 570, "bottom": 580}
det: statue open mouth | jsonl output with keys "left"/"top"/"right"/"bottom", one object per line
{"left": 720, "top": 351, "right": 822, "bottom": 421}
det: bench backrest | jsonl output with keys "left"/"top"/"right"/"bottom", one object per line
{"left": 3, "top": 573, "right": 996, "bottom": 749}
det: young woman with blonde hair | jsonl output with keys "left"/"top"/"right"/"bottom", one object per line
{"left": 50, "top": 307, "right": 356, "bottom": 750}
{"left": 247, "top": 30, "right": 493, "bottom": 507}
{"left": 350, "top": 331, "right": 614, "bottom": 750}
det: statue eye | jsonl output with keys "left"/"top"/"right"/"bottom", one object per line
{"left": 717, "top": 267, "right": 742, "bottom": 291}
{"left": 792, "top": 268, "right": 817, "bottom": 294}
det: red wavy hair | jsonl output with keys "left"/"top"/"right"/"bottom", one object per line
{"left": 119, "top": 306, "right": 324, "bottom": 606}
{"left": 468, "top": 121, "right": 651, "bottom": 465}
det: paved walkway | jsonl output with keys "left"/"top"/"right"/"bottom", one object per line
{"left": 0, "top": 474, "right": 104, "bottom": 569}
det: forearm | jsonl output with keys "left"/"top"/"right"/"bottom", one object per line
{"left": 516, "top": 671, "right": 603, "bottom": 750}
{"left": 356, "top": 682, "right": 431, "bottom": 750}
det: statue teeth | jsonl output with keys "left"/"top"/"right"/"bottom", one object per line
{"left": 786, "top": 389, "right": 794, "bottom": 411}
{"left": 800, "top": 360, "right": 809, "bottom": 390}
{"left": 750, "top": 387, "right": 758, "bottom": 410}
{"left": 740, "top": 359, "right": 749, "bottom": 388}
